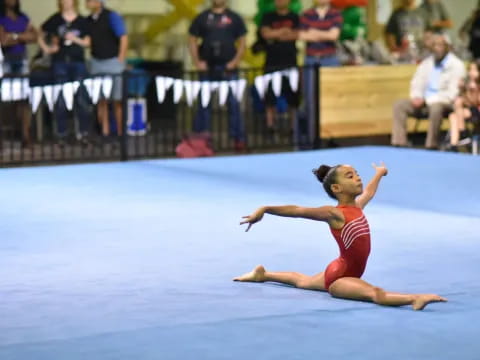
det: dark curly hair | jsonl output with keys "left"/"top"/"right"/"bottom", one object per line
{"left": 312, "top": 164, "right": 341, "bottom": 199}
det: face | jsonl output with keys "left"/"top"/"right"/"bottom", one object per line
{"left": 468, "top": 63, "right": 479, "bottom": 80}
{"left": 5, "top": 0, "right": 18, "bottom": 8}
{"left": 61, "top": 0, "right": 75, "bottom": 10}
{"left": 212, "top": 0, "right": 227, "bottom": 7}
{"left": 275, "top": 0, "right": 290, "bottom": 10}
{"left": 86, "top": 0, "right": 101, "bottom": 11}
{"left": 431, "top": 35, "right": 449, "bottom": 61}
{"left": 402, "top": 0, "right": 416, "bottom": 8}
{"left": 314, "top": 0, "right": 330, "bottom": 7}
{"left": 331, "top": 165, "right": 363, "bottom": 198}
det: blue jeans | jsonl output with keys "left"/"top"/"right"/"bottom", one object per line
{"left": 194, "top": 66, "right": 245, "bottom": 142}
{"left": 53, "top": 62, "right": 90, "bottom": 137}
{"left": 302, "top": 55, "right": 340, "bottom": 144}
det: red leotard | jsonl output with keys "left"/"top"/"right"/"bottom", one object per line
{"left": 324, "top": 205, "right": 371, "bottom": 290}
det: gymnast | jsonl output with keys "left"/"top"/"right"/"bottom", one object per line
{"left": 234, "top": 162, "right": 446, "bottom": 310}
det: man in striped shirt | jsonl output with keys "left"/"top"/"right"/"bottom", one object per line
{"left": 298, "top": 0, "right": 343, "bottom": 145}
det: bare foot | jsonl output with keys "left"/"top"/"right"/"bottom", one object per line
{"left": 412, "top": 294, "right": 447, "bottom": 311}
{"left": 233, "top": 265, "right": 266, "bottom": 282}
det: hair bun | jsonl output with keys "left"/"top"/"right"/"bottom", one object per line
{"left": 312, "top": 165, "right": 331, "bottom": 183}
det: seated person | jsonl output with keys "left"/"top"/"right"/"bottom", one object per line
{"left": 448, "top": 61, "right": 480, "bottom": 150}
{"left": 391, "top": 33, "right": 466, "bottom": 149}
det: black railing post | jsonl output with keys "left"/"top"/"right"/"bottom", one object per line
{"left": 120, "top": 70, "right": 129, "bottom": 162}
{"left": 313, "top": 64, "right": 322, "bottom": 149}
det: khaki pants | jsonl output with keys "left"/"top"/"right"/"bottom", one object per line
{"left": 391, "top": 99, "right": 451, "bottom": 148}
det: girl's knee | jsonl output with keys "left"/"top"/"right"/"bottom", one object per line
{"left": 371, "top": 287, "right": 386, "bottom": 304}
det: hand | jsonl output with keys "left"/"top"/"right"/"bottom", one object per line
{"left": 226, "top": 60, "right": 238, "bottom": 70}
{"left": 196, "top": 60, "right": 208, "bottom": 71}
{"left": 64, "top": 32, "right": 76, "bottom": 42}
{"left": 240, "top": 208, "right": 265, "bottom": 232}
{"left": 372, "top": 162, "right": 388, "bottom": 177}
{"left": 46, "top": 44, "right": 59, "bottom": 54}
{"left": 411, "top": 98, "right": 425, "bottom": 108}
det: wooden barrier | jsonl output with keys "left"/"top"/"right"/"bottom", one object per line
{"left": 318, "top": 64, "right": 448, "bottom": 138}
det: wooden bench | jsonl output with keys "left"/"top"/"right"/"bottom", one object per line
{"left": 319, "top": 64, "right": 450, "bottom": 139}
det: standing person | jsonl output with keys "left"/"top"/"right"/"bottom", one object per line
{"left": 385, "top": 0, "right": 425, "bottom": 61}
{"left": 418, "top": 0, "right": 452, "bottom": 32}
{"left": 235, "top": 162, "right": 447, "bottom": 311}
{"left": 39, "top": 0, "right": 91, "bottom": 145}
{"left": 297, "top": 0, "right": 342, "bottom": 146}
{"left": 0, "top": 0, "right": 37, "bottom": 147}
{"left": 85, "top": 0, "right": 128, "bottom": 138}
{"left": 459, "top": 1, "right": 480, "bottom": 61}
{"left": 260, "top": 0, "right": 300, "bottom": 140}
{"left": 189, "top": 0, "right": 247, "bottom": 152}
{"left": 391, "top": 33, "right": 465, "bottom": 150}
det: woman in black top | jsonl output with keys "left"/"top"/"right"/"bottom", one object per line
{"left": 39, "top": 0, "right": 91, "bottom": 144}
{"left": 460, "top": 1, "right": 480, "bottom": 61}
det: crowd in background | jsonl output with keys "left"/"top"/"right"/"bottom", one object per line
{"left": 1, "top": 0, "right": 480, "bottom": 152}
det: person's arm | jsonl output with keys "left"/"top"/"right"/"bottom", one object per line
{"left": 299, "top": 27, "right": 340, "bottom": 42}
{"left": 431, "top": 2, "right": 452, "bottom": 29}
{"left": 260, "top": 26, "right": 284, "bottom": 40}
{"left": 355, "top": 163, "right": 388, "bottom": 209}
{"left": 17, "top": 23, "right": 37, "bottom": 43}
{"left": 118, "top": 34, "right": 128, "bottom": 62}
{"left": 240, "top": 205, "right": 342, "bottom": 232}
{"left": 64, "top": 32, "right": 91, "bottom": 48}
{"left": 226, "top": 35, "right": 246, "bottom": 70}
{"left": 188, "top": 35, "right": 207, "bottom": 71}
{"left": 37, "top": 30, "right": 59, "bottom": 54}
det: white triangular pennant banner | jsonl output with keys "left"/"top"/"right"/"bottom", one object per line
{"left": 288, "top": 68, "right": 299, "bottom": 92}
{"left": 12, "top": 78, "right": 23, "bottom": 101}
{"left": 219, "top": 81, "right": 229, "bottom": 106}
{"left": 201, "top": 81, "right": 211, "bottom": 108}
{"left": 235, "top": 79, "right": 247, "bottom": 102}
{"left": 164, "top": 77, "right": 174, "bottom": 91}
{"left": 156, "top": 76, "right": 166, "bottom": 103}
{"left": 30, "top": 86, "right": 43, "bottom": 113}
{"left": 255, "top": 74, "right": 272, "bottom": 99}
{"left": 62, "top": 82, "right": 75, "bottom": 111}
{"left": 173, "top": 79, "right": 183, "bottom": 104}
{"left": 92, "top": 77, "right": 103, "bottom": 104}
{"left": 102, "top": 76, "right": 113, "bottom": 99}
{"left": 183, "top": 80, "right": 194, "bottom": 106}
{"left": 22, "top": 78, "right": 30, "bottom": 100}
{"left": 72, "top": 81, "right": 80, "bottom": 94}
{"left": 272, "top": 72, "right": 283, "bottom": 97}
{"left": 43, "top": 85, "right": 55, "bottom": 111}
{"left": 83, "top": 78, "right": 94, "bottom": 100}
{"left": 192, "top": 81, "right": 201, "bottom": 102}
{"left": 1, "top": 79, "right": 11, "bottom": 102}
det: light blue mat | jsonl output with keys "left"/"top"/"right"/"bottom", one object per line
{"left": 0, "top": 147, "right": 478, "bottom": 359}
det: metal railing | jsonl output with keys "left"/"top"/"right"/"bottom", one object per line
{"left": 0, "top": 64, "right": 321, "bottom": 167}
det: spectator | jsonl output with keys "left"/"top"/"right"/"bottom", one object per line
{"left": 459, "top": 1, "right": 480, "bottom": 60}
{"left": 385, "top": 0, "right": 425, "bottom": 62}
{"left": 298, "top": 0, "right": 342, "bottom": 145}
{"left": 418, "top": 0, "right": 452, "bottom": 32}
{"left": 0, "top": 0, "right": 37, "bottom": 147}
{"left": 447, "top": 61, "right": 479, "bottom": 151}
{"left": 188, "top": 0, "right": 247, "bottom": 152}
{"left": 260, "top": 0, "right": 299, "bottom": 139}
{"left": 391, "top": 33, "right": 465, "bottom": 150}
{"left": 39, "top": 0, "right": 91, "bottom": 145}
{"left": 85, "top": 0, "right": 128, "bottom": 137}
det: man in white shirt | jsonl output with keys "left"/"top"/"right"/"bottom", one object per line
{"left": 391, "top": 33, "right": 466, "bottom": 149}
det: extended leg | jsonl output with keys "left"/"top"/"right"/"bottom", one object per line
{"left": 328, "top": 277, "right": 447, "bottom": 311}
{"left": 233, "top": 265, "right": 326, "bottom": 291}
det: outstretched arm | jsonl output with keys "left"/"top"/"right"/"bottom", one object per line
{"left": 356, "top": 162, "right": 388, "bottom": 209}
{"left": 240, "top": 205, "right": 342, "bottom": 232}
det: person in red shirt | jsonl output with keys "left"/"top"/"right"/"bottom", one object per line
{"left": 235, "top": 162, "right": 446, "bottom": 311}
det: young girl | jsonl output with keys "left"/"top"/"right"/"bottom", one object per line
{"left": 234, "top": 163, "right": 446, "bottom": 311}
{"left": 448, "top": 61, "right": 480, "bottom": 150}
